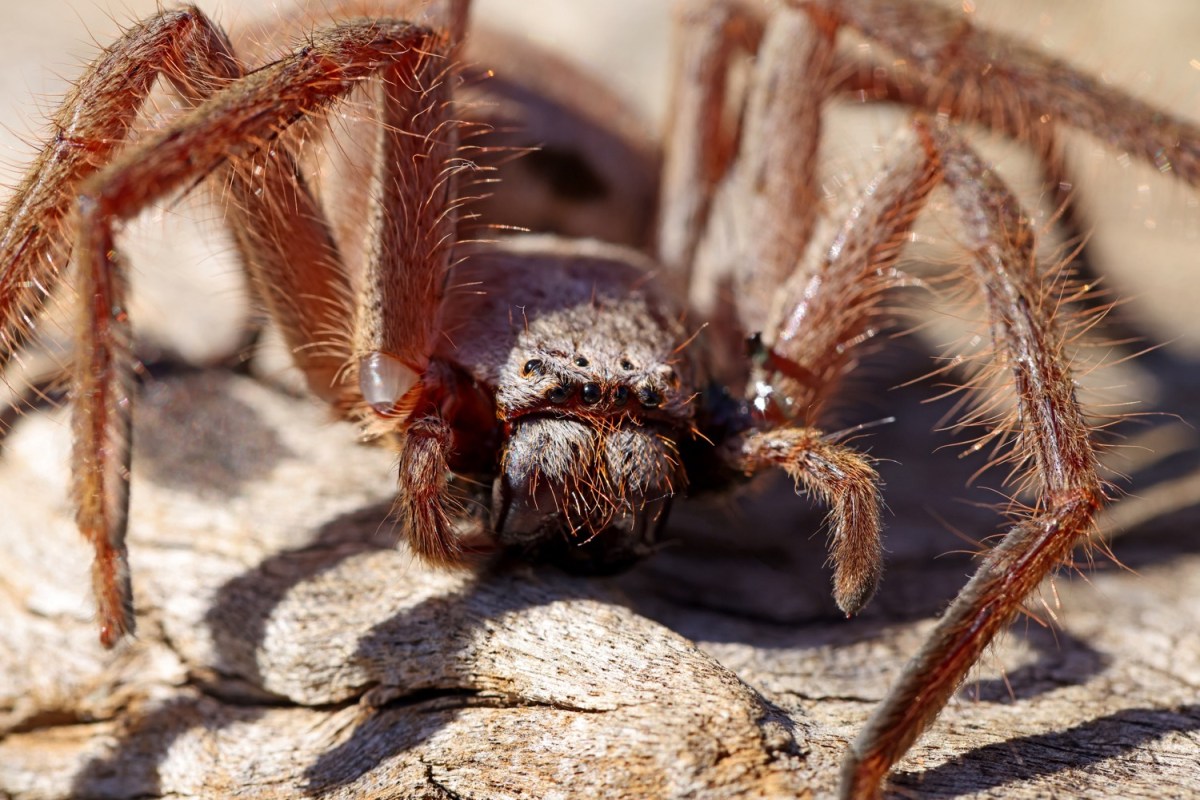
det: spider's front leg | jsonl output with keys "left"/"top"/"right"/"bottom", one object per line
{"left": 717, "top": 120, "right": 940, "bottom": 615}
{"left": 0, "top": 6, "right": 336, "bottom": 647}
{"left": 0, "top": 8, "right": 458, "bottom": 646}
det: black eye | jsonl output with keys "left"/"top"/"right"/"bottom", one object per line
{"left": 746, "top": 332, "right": 767, "bottom": 362}
{"left": 638, "top": 387, "right": 661, "bottom": 408}
{"left": 619, "top": 358, "right": 635, "bottom": 371}
{"left": 547, "top": 384, "right": 571, "bottom": 404}
{"left": 581, "top": 383, "right": 602, "bottom": 405}
{"left": 613, "top": 385, "right": 630, "bottom": 406}
{"left": 574, "top": 355, "right": 589, "bottom": 367}
{"left": 522, "top": 359, "right": 544, "bottom": 377}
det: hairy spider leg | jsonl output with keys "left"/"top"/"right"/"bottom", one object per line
{"left": 0, "top": 9, "right": 454, "bottom": 646}
{"left": 839, "top": 123, "right": 1107, "bottom": 799}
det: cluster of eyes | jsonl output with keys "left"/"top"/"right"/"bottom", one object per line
{"left": 521, "top": 356, "right": 663, "bottom": 408}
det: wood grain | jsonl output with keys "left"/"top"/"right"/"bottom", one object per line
{"left": 2, "top": 368, "right": 1198, "bottom": 798}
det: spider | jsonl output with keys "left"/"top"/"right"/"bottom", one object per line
{"left": 0, "top": 0, "right": 1196, "bottom": 798}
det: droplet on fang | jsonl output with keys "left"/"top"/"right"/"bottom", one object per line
{"left": 359, "top": 351, "right": 420, "bottom": 416}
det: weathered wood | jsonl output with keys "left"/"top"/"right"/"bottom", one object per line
{"left": 0, "top": 374, "right": 808, "bottom": 798}
{"left": 2, "top": 368, "right": 1199, "bottom": 799}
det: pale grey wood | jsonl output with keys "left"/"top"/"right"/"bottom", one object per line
{"left": 2, "top": 369, "right": 1198, "bottom": 799}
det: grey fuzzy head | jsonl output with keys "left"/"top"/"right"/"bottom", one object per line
{"left": 492, "top": 415, "right": 683, "bottom": 570}
{"left": 440, "top": 238, "right": 699, "bottom": 567}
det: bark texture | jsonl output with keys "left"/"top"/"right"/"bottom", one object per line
{"left": 2, "top": 366, "right": 1199, "bottom": 799}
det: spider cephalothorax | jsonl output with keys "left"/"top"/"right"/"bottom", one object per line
{"left": 390, "top": 239, "right": 699, "bottom": 570}
{"left": 2, "top": 1, "right": 1198, "bottom": 797}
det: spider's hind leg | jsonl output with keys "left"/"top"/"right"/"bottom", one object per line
{"left": 839, "top": 123, "right": 1107, "bottom": 799}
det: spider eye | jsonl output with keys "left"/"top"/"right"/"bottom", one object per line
{"left": 746, "top": 332, "right": 768, "bottom": 363}
{"left": 547, "top": 383, "right": 571, "bottom": 404}
{"left": 619, "top": 358, "right": 635, "bottom": 371}
{"left": 638, "top": 386, "right": 661, "bottom": 408}
{"left": 581, "top": 382, "right": 602, "bottom": 405}
{"left": 522, "top": 359, "right": 544, "bottom": 377}
{"left": 574, "top": 355, "right": 589, "bottom": 367}
{"left": 613, "top": 385, "right": 630, "bottom": 406}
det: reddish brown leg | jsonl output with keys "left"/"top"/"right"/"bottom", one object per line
{"left": 67, "top": 19, "right": 449, "bottom": 646}
{"left": 725, "top": 121, "right": 941, "bottom": 614}
{"left": 723, "top": 427, "right": 883, "bottom": 615}
{"left": 0, "top": 7, "right": 366, "bottom": 645}
{"left": 810, "top": 0, "right": 1200, "bottom": 187}
{"left": 657, "top": 0, "right": 763, "bottom": 285}
{"left": 839, "top": 124, "right": 1105, "bottom": 799}
{"left": 0, "top": 7, "right": 298, "bottom": 647}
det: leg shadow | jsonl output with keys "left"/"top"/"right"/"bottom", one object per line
{"left": 891, "top": 705, "right": 1200, "bottom": 798}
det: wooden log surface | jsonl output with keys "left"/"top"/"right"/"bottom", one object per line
{"left": 2, "top": 362, "right": 1198, "bottom": 799}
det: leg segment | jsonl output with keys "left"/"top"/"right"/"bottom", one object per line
{"left": 67, "top": 19, "right": 450, "bottom": 646}
{"left": 0, "top": 9, "right": 237, "bottom": 366}
{"left": 723, "top": 426, "right": 883, "bottom": 615}
{"left": 839, "top": 124, "right": 1105, "bottom": 798}
{"left": 761, "top": 121, "right": 940, "bottom": 423}
{"left": 808, "top": 0, "right": 1200, "bottom": 187}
